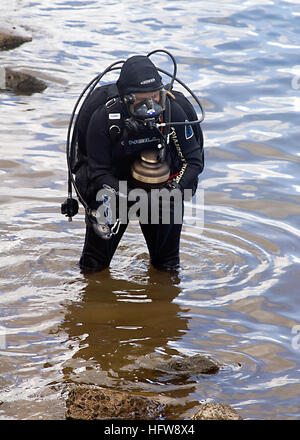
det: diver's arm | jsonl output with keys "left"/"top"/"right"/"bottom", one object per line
{"left": 170, "top": 101, "right": 204, "bottom": 190}
{"left": 86, "top": 106, "right": 120, "bottom": 198}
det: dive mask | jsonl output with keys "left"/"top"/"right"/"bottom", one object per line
{"left": 127, "top": 89, "right": 166, "bottom": 121}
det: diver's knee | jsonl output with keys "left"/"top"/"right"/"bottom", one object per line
{"left": 79, "top": 254, "right": 109, "bottom": 273}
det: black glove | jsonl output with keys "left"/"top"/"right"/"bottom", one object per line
{"left": 166, "top": 179, "right": 183, "bottom": 192}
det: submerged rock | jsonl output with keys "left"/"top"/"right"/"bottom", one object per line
{"left": 65, "top": 385, "right": 165, "bottom": 420}
{"left": 0, "top": 67, "right": 47, "bottom": 94}
{"left": 192, "top": 403, "right": 242, "bottom": 420}
{"left": 0, "top": 24, "right": 32, "bottom": 50}
{"left": 156, "top": 354, "right": 221, "bottom": 376}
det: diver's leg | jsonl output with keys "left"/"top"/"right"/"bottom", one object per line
{"left": 79, "top": 217, "right": 128, "bottom": 273}
{"left": 140, "top": 196, "right": 183, "bottom": 270}
{"left": 140, "top": 222, "right": 182, "bottom": 270}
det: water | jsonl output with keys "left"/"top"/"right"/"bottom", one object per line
{"left": 0, "top": 0, "right": 300, "bottom": 420}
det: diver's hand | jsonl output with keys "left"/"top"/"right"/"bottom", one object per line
{"left": 166, "top": 179, "right": 183, "bottom": 192}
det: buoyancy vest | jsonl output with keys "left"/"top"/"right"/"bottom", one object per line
{"left": 70, "top": 83, "right": 203, "bottom": 200}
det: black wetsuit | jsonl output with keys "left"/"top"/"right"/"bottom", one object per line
{"left": 79, "top": 97, "right": 204, "bottom": 272}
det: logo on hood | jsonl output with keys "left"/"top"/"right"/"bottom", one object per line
{"left": 140, "top": 78, "right": 156, "bottom": 85}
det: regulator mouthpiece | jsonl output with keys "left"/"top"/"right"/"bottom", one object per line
{"left": 127, "top": 90, "right": 166, "bottom": 121}
{"left": 131, "top": 98, "right": 162, "bottom": 119}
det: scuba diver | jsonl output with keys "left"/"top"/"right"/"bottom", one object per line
{"left": 62, "top": 50, "right": 205, "bottom": 273}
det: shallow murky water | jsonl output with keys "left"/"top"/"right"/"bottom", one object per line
{"left": 0, "top": 0, "right": 300, "bottom": 420}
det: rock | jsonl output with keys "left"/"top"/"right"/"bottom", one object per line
{"left": 0, "top": 67, "right": 47, "bottom": 94}
{"left": 0, "top": 24, "right": 32, "bottom": 51}
{"left": 65, "top": 385, "right": 165, "bottom": 420}
{"left": 156, "top": 354, "right": 221, "bottom": 376}
{"left": 192, "top": 403, "right": 242, "bottom": 420}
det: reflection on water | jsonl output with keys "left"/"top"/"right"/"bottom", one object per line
{"left": 1, "top": 0, "right": 300, "bottom": 420}
{"left": 60, "top": 270, "right": 187, "bottom": 388}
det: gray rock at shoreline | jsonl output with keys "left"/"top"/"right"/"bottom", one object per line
{"left": 0, "top": 24, "right": 32, "bottom": 51}
{"left": 65, "top": 385, "right": 165, "bottom": 420}
{"left": 0, "top": 67, "right": 47, "bottom": 94}
{"left": 192, "top": 403, "right": 243, "bottom": 420}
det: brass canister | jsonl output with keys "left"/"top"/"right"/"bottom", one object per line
{"left": 131, "top": 150, "right": 170, "bottom": 185}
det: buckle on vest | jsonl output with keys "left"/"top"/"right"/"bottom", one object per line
{"left": 106, "top": 97, "right": 118, "bottom": 109}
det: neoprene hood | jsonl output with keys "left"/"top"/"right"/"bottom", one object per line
{"left": 117, "top": 55, "right": 163, "bottom": 96}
